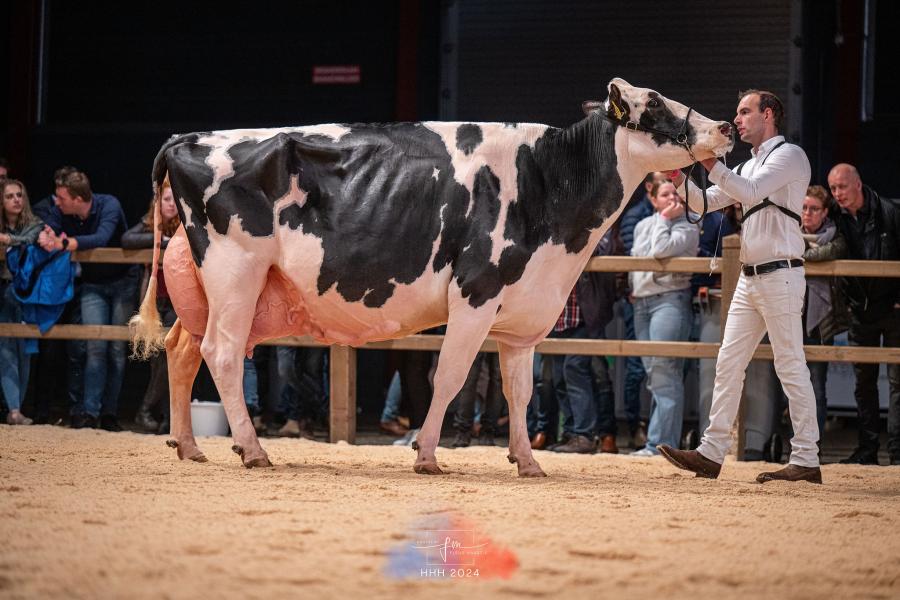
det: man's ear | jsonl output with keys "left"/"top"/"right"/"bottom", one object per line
{"left": 607, "top": 83, "right": 626, "bottom": 120}
{"left": 582, "top": 100, "right": 603, "bottom": 116}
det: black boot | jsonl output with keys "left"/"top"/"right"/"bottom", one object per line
{"left": 134, "top": 400, "right": 160, "bottom": 433}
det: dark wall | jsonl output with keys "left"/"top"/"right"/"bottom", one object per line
{"left": 803, "top": 0, "right": 899, "bottom": 196}
{"left": 22, "top": 0, "right": 440, "bottom": 223}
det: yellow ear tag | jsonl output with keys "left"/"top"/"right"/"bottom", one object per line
{"left": 611, "top": 101, "right": 624, "bottom": 120}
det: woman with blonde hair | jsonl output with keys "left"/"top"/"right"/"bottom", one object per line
{"left": 122, "top": 180, "right": 181, "bottom": 432}
{"left": 1, "top": 178, "right": 44, "bottom": 425}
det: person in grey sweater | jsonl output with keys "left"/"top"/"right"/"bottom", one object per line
{"left": 628, "top": 180, "right": 699, "bottom": 456}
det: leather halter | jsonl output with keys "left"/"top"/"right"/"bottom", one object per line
{"left": 600, "top": 105, "right": 709, "bottom": 225}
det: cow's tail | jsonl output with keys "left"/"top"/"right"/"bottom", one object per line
{"left": 129, "top": 143, "right": 173, "bottom": 360}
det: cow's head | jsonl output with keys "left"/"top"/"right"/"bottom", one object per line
{"left": 583, "top": 78, "right": 734, "bottom": 171}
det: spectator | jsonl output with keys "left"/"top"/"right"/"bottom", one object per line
{"left": 451, "top": 352, "right": 504, "bottom": 447}
{"left": 1, "top": 179, "right": 43, "bottom": 425}
{"left": 122, "top": 181, "right": 180, "bottom": 432}
{"left": 829, "top": 164, "right": 900, "bottom": 465}
{"left": 618, "top": 171, "right": 667, "bottom": 448}
{"left": 38, "top": 169, "right": 138, "bottom": 431}
{"left": 629, "top": 180, "right": 699, "bottom": 456}
{"left": 0, "top": 157, "right": 9, "bottom": 178}
{"left": 274, "top": 345, "right": 327, "bottom": 438}
{"left": 801, "top": 184, "right": 848, "bottom": 438}
{"left": 549, "top": 231, "right": 619, "bottom": 454}
{"left": 31, "top": 166, "right": 86, "bottom": 424}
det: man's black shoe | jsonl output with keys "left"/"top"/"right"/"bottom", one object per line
{"left": 99, "top": 414, "right": 123, "bottom": 432}
{"left": 71, "top": 414, "right": 97, "bottom": 429}
{"left": 839, "top": 448, "right": 879, "bottom": 465}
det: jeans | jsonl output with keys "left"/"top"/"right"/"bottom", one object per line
{"left": 848, "top": 308, "right": 900, "bottom": 457}
{"left": 0, "top": 284, "right": 31, "bottom": 412}
{"left": 592, "top": 354, "right": 616, "bottom": 436}
{"left": 804, "top": 327, "right": 831, "bottom": 439}
{"left": 275, "top": 345, "right": 327, "bottom": 423}
{"left": 551, "top": 325, "right": 598, "bottom": 438}
{"left": 381, "top": 370, "right": 402, "bottom": 423}
{"left": 620, "top": 298, "right": 646, "bottom": 430}
{"left": 633, "top": 289, "right": 692, "bottom": 453}
{"left": 79, "top": 269, "right": 139, "bottom": 417}
{"left": 452, "top": 352, "right": 504, "bottom": 435}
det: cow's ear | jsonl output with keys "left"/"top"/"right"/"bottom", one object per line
{"left": 582, "top": 100, "right": 603, "bottom": 116}
{"left": 607, "top": 83, "right": 626, "bottom": 120}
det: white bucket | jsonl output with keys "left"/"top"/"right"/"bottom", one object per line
{"left": 190, "top": 400, "right": 229, "bottom": 436}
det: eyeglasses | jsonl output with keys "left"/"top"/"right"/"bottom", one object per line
{"left": 801, "top": 205, "right": 823, "bottom": 213}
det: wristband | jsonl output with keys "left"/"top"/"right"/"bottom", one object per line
{"left": 61, "top": 238, "right": 70, "bottom": 251}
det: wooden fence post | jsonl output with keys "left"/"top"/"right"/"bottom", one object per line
{"left": 718, "top": 234, "right": 745, "bottom": 460}
{"left": 329, "top": 345, "right": 356, "bottom": 443}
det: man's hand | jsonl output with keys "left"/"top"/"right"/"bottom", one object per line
{"left": 700, "top": 157, "right": 718, "bottom": 171}
{"left": 38, "top": 225, "right": 67, "bottom": 251}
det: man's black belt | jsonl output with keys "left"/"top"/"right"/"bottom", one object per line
{"left": 742, "top": 258, "right": 804, "bottom": 277}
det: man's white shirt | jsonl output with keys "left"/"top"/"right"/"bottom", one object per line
{"left": 686, "top": 135, "right": 811, "bottom": 266}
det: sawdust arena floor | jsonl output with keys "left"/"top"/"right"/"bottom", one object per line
{"left": 1, "top": 426, "right": 899, "bottom": 599}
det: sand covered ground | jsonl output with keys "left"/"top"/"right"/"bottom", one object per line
{"left": 1, "top": 425, "right": 899, "bottom": 599}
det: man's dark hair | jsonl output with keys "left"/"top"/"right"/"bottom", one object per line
{"left": 58, "top": 170, "right": 93, "bottom": 203}
{"left": 739, "top": 89, "right": 784, "bottom": 131}
{"left": 0, "top": 156, "right": 9, "bottom": 169}
{"left": 53, "top": 165, "right": 79, "bottom": 187}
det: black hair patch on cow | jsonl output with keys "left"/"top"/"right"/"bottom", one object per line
{"left": 449, "top": 165, "right": 506, "bottom": 307}
{"left": 278, "top": 123, "right": 470, "bottom": 308}
{"left": 456, "top": 124, "right": 483, "bottom": 156}
{"left": 508, "top": 115, "right": 621, "bottom": 255}
{"left": 202, "top": 134, "right": 294, "bottom": 238}
{"left": 639, "top": 101, "right": 695, "bottom": 149}
{"left": 165, "top": 141, "right": 215, "bottom": 265}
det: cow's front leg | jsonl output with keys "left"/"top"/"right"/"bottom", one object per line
{"left": 498, "top": 342, "right": 546, "bottom": 477}
{"left": 414, "top": 297, "right": 497, "bottom": 475}
{"left": 164, "top": 319, "right": 206, "bottom": 462}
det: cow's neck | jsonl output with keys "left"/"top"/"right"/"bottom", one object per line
{"left": 530, "top": 114, "right": 623, "bottom": 254}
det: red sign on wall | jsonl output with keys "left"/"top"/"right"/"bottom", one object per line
{"left": 312, "top": 65, "right": 361, "bottom": 85}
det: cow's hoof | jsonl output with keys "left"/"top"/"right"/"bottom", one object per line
{"left": 414, "top": 462, "right": 444, "bottom": 475}
{"left": 168, "top": 439, "right": 207, "bottom": 462}
{"left": 517, "top": 463, "right": 548, "bottom": 478}
{"left": 232, "top": 444, "right": 272, "bottom": 468}
{"left": 507, "top": 454, "right": 518, "bottom": 464}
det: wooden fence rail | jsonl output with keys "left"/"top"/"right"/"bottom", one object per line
{"left": 2, "top": 234, "right": 899, "bottom": 446}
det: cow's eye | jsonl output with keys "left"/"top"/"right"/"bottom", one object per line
{"left": 647, "top": 99, "right": 660, "bottom": 109}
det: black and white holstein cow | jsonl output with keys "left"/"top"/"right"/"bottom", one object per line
{"left": 131, "top": 78, "right": 733, "bottom": 476}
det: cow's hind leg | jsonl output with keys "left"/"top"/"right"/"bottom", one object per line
{"left": 198, "top": 259, "right": 272, "bottom": 468}
{"left": 414, "top": 300, "right": 498, "bottom": 475}
{"left": 164, "top": 319, "right": 206, "bottom": 462}
{"left": 498, "top": 342, "right": 546, "bottom": 477}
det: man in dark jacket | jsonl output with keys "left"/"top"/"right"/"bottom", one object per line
{"left": 828, "top": 163, "right": 900, "bottom": 465}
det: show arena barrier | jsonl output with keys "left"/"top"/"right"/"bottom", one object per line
{"left": 2, "top": 234, "right": 899, "bottom": 456}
